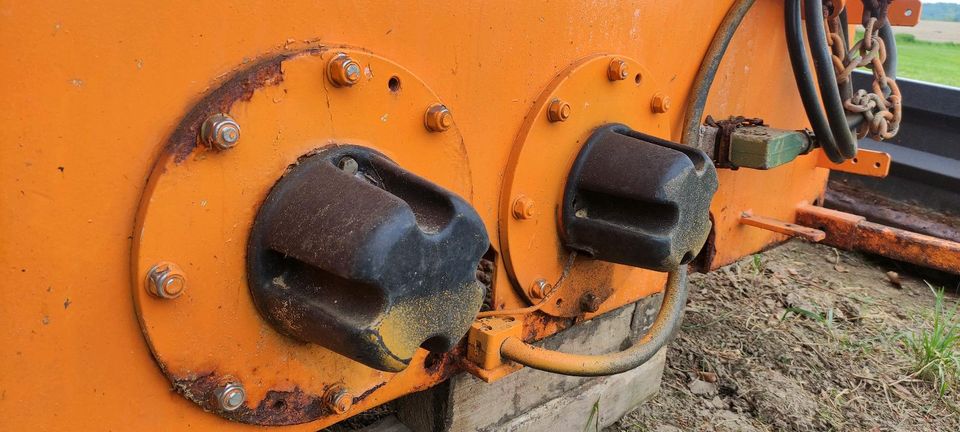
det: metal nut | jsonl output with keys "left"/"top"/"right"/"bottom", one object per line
{"left": 146, "top": 261, "right": 186, "bottom": 299}
{"left": 580, "top": 292, "right": 602, "bottom": 313}
{"left": 529, "top": 278, "right": 550, "bottom": 300}
{"left": 424, "top": 103, "right": 453, "bottom": 132}
{"left": 215, "top": 381, "right": 246, "bottom": 412}
{"left": 546, "top": 99, "right": 571, "bottom": 122}
{"left": 512, "top": 196, "right": 535, "bottom": 220}
{"left": 607, "top": 59, "right": 629, "bottom": 81}
{"left": 327, "top": 54, "right": 362, "bottom": 87}
{"left": 200, "top": 114, "right": 241, "bottom": 150}
{"left": 651, "top": 93, "right": 671, "bottom": 113}
{"left": 325, "top": 386, "right": 353, "bottom": 415}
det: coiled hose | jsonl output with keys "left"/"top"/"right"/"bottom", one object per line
{"left": 786, "top": 0, "right": 845, "bottom": 162}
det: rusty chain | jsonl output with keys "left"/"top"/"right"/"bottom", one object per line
{"left": 825, "top": 2, "right": 902, "bottom": 140}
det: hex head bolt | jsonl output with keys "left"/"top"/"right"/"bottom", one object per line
{"left": 200, "top": 114, "right": 241, "bottom": 150}
{"left": 512, "top": 196, "right": 535, "bottom": 220}
{"left": 215, "top": 381, "right": 246, "bottom": 412}
{"left": 607, "top": 59, "right": 629, "bottom": 81}
{"left": 424, "top": 103, "right": 453, "bottom": 132}
{"left": 547, "top": 99, "right": 571, "bottom": 122}
{"left": 145, "top": 261, "right": 186, "bottom": 299}
{"left": 651, "top": 93, "right": 671, "bottom": 113}
{"left": 325, "top": 386, "right": 353, "bottom": 415}
{"left": 327, "top": 54, "right": 362, "bottom": 87}
{"left": 529, "top": 278, "right": 550, "bottom": 300}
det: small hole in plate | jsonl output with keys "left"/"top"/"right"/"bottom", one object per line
{"left": 388, "top": 76, "right": 401, "bottom": 93}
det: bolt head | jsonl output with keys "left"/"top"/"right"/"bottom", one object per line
{"left": 607, "top": 59, "right": 629, "bottom": 81}
{"left": 200, "top": 114, "right": 241, "bottom": 151}
{"left": 326, "top": 386, "right": 353, "bottom": 415}
{"left": 424, "top": 103, "right": 453, "bottom": 132}
{"left": 338, "top": 157, "right": 359, "bottom": 175}
{"left": 580, "top": 292, "right": 602, "bottom": 313}
{"left": 328, "top": 54, "right": 362, "bottom": 87}
{"left": 529, "top": 278, "right": 550, "bottom": 300}
{"left": 651, "top": 93, "right": 671, "bottom": 113}
{"left": 216, "top": 382, "right": 246, "bottom": 412}
{"left": 146, "top": 261, "right": 186, "bottom": 299}
{"left": 547, "top": 99, "right": 571, "bottom": 122}
{"left": 512, "top": 196, "right": 535, "bottom": 220}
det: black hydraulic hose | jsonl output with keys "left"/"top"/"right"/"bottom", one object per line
{"left": 879, "top": 23, "right": 898, "bottom": 82}
{"left": 680, "top": 0, "right": 757, "bottom": 146}
{"left": 785, "top": 0, "right": 844, "bottom": 162}
{"left": 804, "top": 0, "right": 858, "bottom": 159}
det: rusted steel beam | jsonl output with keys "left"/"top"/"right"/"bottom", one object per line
{"left": 740, "top": 211, "right": 826, "bottom": 242}
{"left": 826, "top": 181, "right": 960, "bottom": 243}
{"left": 796, "top": 205, "right": 960, "bottom": 274}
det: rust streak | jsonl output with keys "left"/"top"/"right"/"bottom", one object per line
{"left": 164, "top": 50, "right": 324, "bottom": 163}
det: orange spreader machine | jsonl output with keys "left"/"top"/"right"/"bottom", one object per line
{"left": 0, "top": 0, "right": 926, "bottom": 430}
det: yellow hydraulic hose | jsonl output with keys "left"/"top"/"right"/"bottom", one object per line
{"left": 499, "top": 267, "right": 688, "bottom": 376}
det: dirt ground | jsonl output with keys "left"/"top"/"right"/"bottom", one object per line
{"left": 610, "top": 240, "right": 960, "bottom": 432}
{"left": 893, "top": 20, "right": 960, "bottom": 43}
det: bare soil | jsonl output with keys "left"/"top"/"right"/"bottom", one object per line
{"left": 610, "top": 240, "right": 960, "bottom": 432}
{"left": 894, "top": 20, "right": 960, "bottom": 43}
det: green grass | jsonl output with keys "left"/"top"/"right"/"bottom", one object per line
{"left": 782, "top": 306, "right": 838, "bottom": 333}
{"left": 854, "top": 31, "right": 960, "bottom": 87}
{"left": 901, "top": 283, "right": 960, "bottom": 396}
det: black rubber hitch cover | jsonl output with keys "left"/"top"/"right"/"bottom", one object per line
{"left": 247, "top": 145, "right": 489, "bottom": 372}
{"left": 561, "top": 124, "right": 719, "bottom": 272}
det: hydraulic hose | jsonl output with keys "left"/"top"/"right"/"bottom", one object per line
{"left": 879, "top": 22, "right": 898, "bottom": 83}
{"left": 786, "top": 0, "right": 844, "bottom": 162}
{"left": 804, "top": 0, "right": 858, "bottom": 159}
{"left": 680, "top": 0, "right": 757, "bottom": 147}
{"left": 499, "top": 268, "right": 688, "bottom": 376}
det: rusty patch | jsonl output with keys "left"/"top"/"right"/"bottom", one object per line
{"left": 164, "top": 49, "right": 324, "bottom": 163}
{"left": 704, "top": 115, "right": 765, "bottom": 168}
{"left": 423, "top": 344, "right": 464, "bottom": 378}
{"left": 171, "top": 371, "right": 326, "bottom": 426}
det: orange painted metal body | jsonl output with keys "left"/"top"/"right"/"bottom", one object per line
{"left": 1, "top": 1, "right": 852, "bottom": 430}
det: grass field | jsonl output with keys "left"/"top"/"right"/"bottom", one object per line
{"left": 855, "top": 31, "right": 960, "bottom": 87}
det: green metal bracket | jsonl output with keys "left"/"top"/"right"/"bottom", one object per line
{"left": 728, "top": 126, "right": 811, "bottom": 170}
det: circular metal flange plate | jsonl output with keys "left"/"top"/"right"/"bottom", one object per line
{"left": 499, "top": 54, "right": 672, "bottom": 318}
{"left": 132, "top": 48, "right": 472, "bottom": 425}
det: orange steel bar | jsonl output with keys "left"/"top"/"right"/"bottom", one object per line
{"left": 816, "top": 148, "right": 891, "bottom": 178}
{"left": 847, "top": 0, "right": 922, "bottom": 27}
{"left": 740, "top": 211, "right": 826, "bottom": 242}
{"left": 796, "top": 205, "right": 960, "bottom": 275}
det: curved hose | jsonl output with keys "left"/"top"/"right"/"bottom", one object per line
{"left": 680, "top": 0, "right": 757, "bottom": 146}
{"left": 499, "top": 268, "right": 688, "bottom": 376}
{"left": 786, "top": 0, "right": 844, "bottom": 162}
{"left": 804, "top": 0, "right": 858, "bottom": 159}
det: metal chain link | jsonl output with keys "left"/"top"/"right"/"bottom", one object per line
{"left": 825, "top": 4, "right": 902, "bottom": 140}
